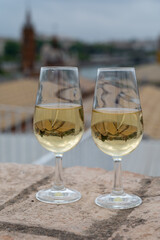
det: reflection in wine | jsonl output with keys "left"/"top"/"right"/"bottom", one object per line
{"left": 34, "top": 104, "right": 84, "bottom": 153}
{"left": 91, "top": 108, "right": 143, "bottom": 156}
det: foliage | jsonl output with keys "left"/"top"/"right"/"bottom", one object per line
{"left": 69, "top": 41, "right": 130, "bottom": 61}
{"left": 4, "top": 40, "right": 20, "bottom": 61}
{"left": 69, "top": 41, "right": 155, "bottom": 63}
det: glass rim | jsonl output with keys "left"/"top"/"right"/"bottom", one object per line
{"left": 98, "top": 67, "right": 135, "bottom": 72}
{"left": 41, "top": 66, "right": 78, "bottom": 71}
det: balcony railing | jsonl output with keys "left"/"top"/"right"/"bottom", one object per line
{"left": 0, "top": 104, "right": 33, "bottom": 133}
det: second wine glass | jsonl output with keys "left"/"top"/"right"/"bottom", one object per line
{"left": 91, "top": 68, "right": 143, "bottom": 209}
{"left": 33, "top": 67, "right": 84, "bottom": 204}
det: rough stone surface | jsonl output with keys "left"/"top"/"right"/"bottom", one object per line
{"left": 0, "top": 231, "right": 58, "bottom": 240}
{"left": 0, "top": 163, "right": 159, "bottom": 239}
{"left": 0, "top": 164, "right": 53, "bottom": 206}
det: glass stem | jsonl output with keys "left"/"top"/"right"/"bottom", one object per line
{"left": 53, "top": 154, "right": 65, "bottom": 190}
{"left": 112, "top": 157, "right": 124, "bottom": 195}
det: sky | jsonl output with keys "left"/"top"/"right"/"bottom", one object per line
{"left": 0, "top": 0, "right": 160, "bottom": 42}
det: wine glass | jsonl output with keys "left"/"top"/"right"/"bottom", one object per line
{"left": 33, "top": 66, "right": 84, "bottom": 204}
{"left": 91, "top": 68, "right": 143, "bottom": 209}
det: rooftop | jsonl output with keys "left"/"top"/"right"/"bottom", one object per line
{"left": 0, "top": 64, "right": 160, "bottom": 138}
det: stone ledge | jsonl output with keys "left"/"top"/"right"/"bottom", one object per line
{"left": 0, "top": 163, "right": 159, "bottom": 240}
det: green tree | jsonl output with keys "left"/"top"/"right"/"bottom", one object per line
{"left": 4, "top": 40, "right": 20, "bottom": 61}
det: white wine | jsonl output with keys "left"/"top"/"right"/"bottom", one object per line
{"left": 91, "top": 108, "right": 143, "bottom": 156}
{"left": 34, "top": 104, "right": 84, "bottom": 153}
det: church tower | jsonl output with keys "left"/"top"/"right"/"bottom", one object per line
{"left": 157, "top": 37, "right": 160, "bottom": 63}
{"left": 21, "top": 10, "right": 35, "bottom": 74}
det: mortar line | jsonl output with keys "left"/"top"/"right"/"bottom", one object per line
{"left": 0, "top": 176, "right": 154, "bottom": 239}
{"left": 85, "top": 177, "right": 153, "bottom": 239}
{"left": 0, "top": 173, "right": 53, "bottom": 212}
{"left": 0, "top": 221, "right": 89, "bottom": 240}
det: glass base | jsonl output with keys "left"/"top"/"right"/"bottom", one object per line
{"left": 95, "top": 192, "right": 142, "bottom": 209}
{"left": 36, "top": 188, "right": 81, "bottom": 204}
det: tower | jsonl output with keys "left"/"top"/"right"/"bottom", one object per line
{"left": 157, "top": 37, "right": 160, "bottom": 63}
{"left": 22, "top": 10, "right": 35, "bottom": 74}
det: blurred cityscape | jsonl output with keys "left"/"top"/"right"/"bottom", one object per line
{"left": 0, "top": 10, "right": 159, "bottom": 76}
{"left": 0, "top": 4, "right": 160, "bottom": 173}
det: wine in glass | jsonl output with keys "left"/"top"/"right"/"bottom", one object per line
{"left": 33, "top": 67, "right": 84, "bottom": 204}
{"left": 91, "top": 68, "right": 143, "bottom": 209}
